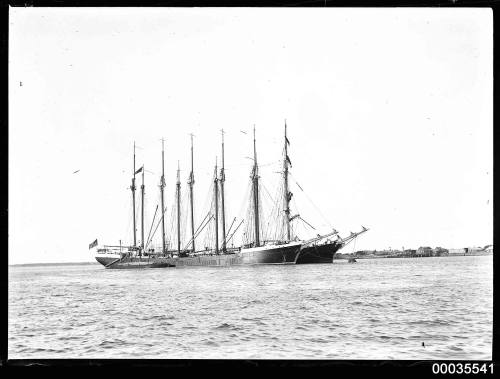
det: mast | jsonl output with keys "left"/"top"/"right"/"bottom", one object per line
{"left": 160, "top": 139, "right": 166, "bottom": 256}
{"left": 219, "top": 129, "right": 226, "bottom": 253}
{"left": 140, "top": 165, "right": 145, "bottom": 256}
{"left": 214, "top": 158, "right": 219, "bottom": 254}
{"left": 252, "top": 126, "right": 260, "bottom": 247}
{"left": 176, "top": 161, "right": 181, "bottom": 255}
{"left": 283, "top": 120, "right": 291, "bottom": 241}
{"left": 131, "top": 142, "right": 137, "bottom": 248}
{"left": 188, "top": 134, "right": 196, "bottom": 253}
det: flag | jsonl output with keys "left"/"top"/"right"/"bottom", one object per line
{"left": 135, "top": 166, "right": 143, "bottom": 175}
{"left": 286, "top": 155, "right": 292, "bottom": 167}
{"left": 89, "top": 239, "right": 98, "bottom": 249}
{"left": 285, "top": 136, "right": 290, "bottom": 145}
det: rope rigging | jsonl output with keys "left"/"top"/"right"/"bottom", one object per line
{"left": 351, "top": 235, "right": 357, "bottom": 255}
{"left": 289, "top": 172, "right": 334, "bottom": 230}
{"left": 145, "top": 204, "right": 158, "bottom": 250}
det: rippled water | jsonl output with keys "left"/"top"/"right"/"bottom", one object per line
{"left": 8, "top": 255, "right": 492, "bottom": 359}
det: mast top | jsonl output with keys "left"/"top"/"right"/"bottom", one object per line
{"left": 133, "top": 141, "right": 136, "bottom": 176}
{"left": 253, "top": 125, "right": 257, "bottom": 166}
{"left": 177, "top": 160, "right": 180, "bottom": 183}
{"left": 160, "top": 138, "right": 165, "bottom": 186}
{"left": 189, "top": 133, "right": 195, "bottom": 184}
{"left": 220, "top": 131, "right": 225, "bottom": 180}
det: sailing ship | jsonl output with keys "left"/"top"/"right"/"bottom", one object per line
{"left": 91, "top": 123, "right": 367, "bottom": 268}
{"left": 93, "top": 140, "right": 175, "bottom": 269}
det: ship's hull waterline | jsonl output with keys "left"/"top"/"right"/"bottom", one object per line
{"left": 172, "top": 242, "right": 302, "bottom": 267}
{"left": 95, "top": 242, "right": 303, "bottom": 269}
{"left": 295, "top": 242, "right": 343, "bottom": 264}
{"left": 95, "top": 254, "right": 175, "bottom": 269}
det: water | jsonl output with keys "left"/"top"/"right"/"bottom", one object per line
{"left": 8, "top": 255, "right": 492, "bottom": 359}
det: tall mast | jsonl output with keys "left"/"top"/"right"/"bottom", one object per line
{"left": 160, "top": 139, "right": 166, "bottom": 256}
{"left": 188, "top": 134, "right": 196, "bottom": 253}
{"left": 140, "top": 164, "right": 145, "bottom": 256}
{"left": 283, "top": 120, "right": 291, "bottom": 241}
{"left": 176, "top": 161, "right": 181, "bottom": 255}
{"left": 252, "top": 126, "right": 260, "bottom": 247}
{"left": 219, "top": 129, "right": 227, "bottom": 253}
{"left": 131, "top": 142, "right": 137, "bottom": 248}
{"left": 214, "top": 158, "right": 219, "bottom": 254}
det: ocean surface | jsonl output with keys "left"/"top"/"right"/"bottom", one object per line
{"left": 8, "top": 255, "right": 492, "bottom": 360}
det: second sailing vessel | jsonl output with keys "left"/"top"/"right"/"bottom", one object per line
{"left": 93, "top": 141, "right": 174, "bottom": 269}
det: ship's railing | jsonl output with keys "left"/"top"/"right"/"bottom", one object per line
{"left": 97, "top": 247, "right": 126, "bottom": 254}
{"left": 300, "top": 230, "right": 339, "bottom": 249}
{"left": 97, "top": 245, "right": 139, "bottom": 256}
{"left": 166, "top": 247, "right": 241, "bottom": 257}
{"left": 241, "top": 239, "right": 300, "bottom": 249}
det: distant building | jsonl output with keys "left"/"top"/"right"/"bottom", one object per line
{"left": 417, "top": 246, "right": 433, "bottom": 257}
{"left": 467, "top": 247, "right": 481, "bottom": 253}
{"left": 433, "top": 247, "right": 449, "bottom": 256}
{"left": 403, "top": 249, "right": 416, "bottom": 257}
{"left": 466, "top": 246, "right": 492, "bottom": 254}
{"left": 448, "top": 248, "right": 466, "bottom": 255}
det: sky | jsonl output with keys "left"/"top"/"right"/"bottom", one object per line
{"left": 9, "top": 7, "right": 492, "bottom": 264}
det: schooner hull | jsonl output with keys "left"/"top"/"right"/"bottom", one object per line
{"left": 172, "top": 243, "right": 302, "bottom": 267}
{"left": 95, "top": 256, "right": 120, "bottom": 267}
{"left": 95, "top": 256, "right": 175, "bottom": 269}
{"left": 296, "top": 242, "right": 343, "bottom": 264}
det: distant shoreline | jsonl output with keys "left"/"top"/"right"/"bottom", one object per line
{"left": 334, "top": 251, "right": 493, "bottom": 260}
{"left": 9, "top": 261, "right": 99, "bottom": 267}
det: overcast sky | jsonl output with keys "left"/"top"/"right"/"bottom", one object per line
{"left": 9, "top": 7, "right": 492, "bottom": 264}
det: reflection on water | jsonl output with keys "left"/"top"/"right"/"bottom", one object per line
{"left": 8, "top": 255, "right": 492, "bottom": 359}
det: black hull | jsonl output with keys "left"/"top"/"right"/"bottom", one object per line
{"left": 296, "top": 242, "right": 343, "bottom": 264}
{"left": 96, "top": 243, "right": 302, "bottom": 268}
{"left": 172, "top": 243, "right": 301, "bottom": 267}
